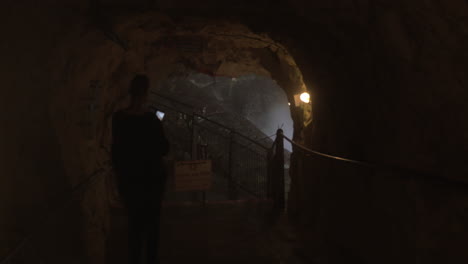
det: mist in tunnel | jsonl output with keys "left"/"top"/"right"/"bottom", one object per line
{"left": 153, "top": 72, "right": 294, "bottom": 150}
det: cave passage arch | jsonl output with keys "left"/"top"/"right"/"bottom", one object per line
{"left": 48, "top": 11, "right": 312, "bottom": 261}
{"left": 50, "top": 12, "right": 311, "bottom": 180}
{"left": 4, "top": 2, "right": 467, "bottom": 264}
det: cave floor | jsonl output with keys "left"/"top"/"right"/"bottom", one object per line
{"left": 106, "top": 201, "right": 300, "bottom": 264}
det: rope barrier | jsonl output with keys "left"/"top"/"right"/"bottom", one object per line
{"left": 282, "top": 135, "right": 468, "bottom": 189}
{"left": 282, "top": 136, "right": 375, "bottom": 168}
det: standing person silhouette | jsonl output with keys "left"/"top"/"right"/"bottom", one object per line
{"left": 111, "top": 74, "right": 169, "bottom": 264}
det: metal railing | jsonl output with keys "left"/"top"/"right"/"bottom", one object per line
{"left": 2, "top": 94, "right": 284, "bottom": 263}
{"left": 148, "top": 93, "right": 274, "bottom": 202}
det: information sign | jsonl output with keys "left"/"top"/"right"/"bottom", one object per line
{"left": 174, "top": 160, "right": 212, "bottom": 191}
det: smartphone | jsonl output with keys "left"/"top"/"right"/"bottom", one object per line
{"left": 156, "top": 110, "right": 165, "bottom": 121}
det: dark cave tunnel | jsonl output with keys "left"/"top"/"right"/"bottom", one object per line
{"left": 2, "top": 1, "right": 468, "bottom": 263}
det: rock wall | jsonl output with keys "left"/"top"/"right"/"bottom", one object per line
{"left": 278, "top": 1, "right": 468, "bottom": 263}
{"left": 0, "top": 3, "right": 89, "bottom": 261}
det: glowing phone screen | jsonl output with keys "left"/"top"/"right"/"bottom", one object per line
{"left": 156, "top": 111, "right": 165, "bottom": 121}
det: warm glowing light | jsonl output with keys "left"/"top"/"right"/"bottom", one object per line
{"left": 288, "top": 102, "right": 291, "bottom": 106}
{"left": 300, "top": 92, "right": 310, "bottom": 103}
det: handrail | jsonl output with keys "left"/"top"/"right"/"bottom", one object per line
{"left": 149, "top": 100, "right": 269, "bottom": 150}
{"left": 282, "top": 135, "right": 468, "bottom": 189}
{"left": 0, "top": 163, "right": 111, "bottom": 264}
{"left": 150, "top": 96, "right": 272, "bottom": 200}
{"left": 195, "top": 113, "right": 269, "bottom": 150}
{"left": 150, "top": 91, "right": 197, "bottom": 110}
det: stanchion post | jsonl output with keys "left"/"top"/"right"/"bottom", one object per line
{"left": 190, "top": 114, "right": 197, "bottom": 159}
{"left": 228, "top": 132, "right": 237, "bottom": 200}
{"left": 274, "top": 129, "right": 285, "bottom": 212}
{"left": 190, "top": 114, "right": 199, "bottom": 202}
{"left": 267, "top": 148, "right": 273, "bottom": 200}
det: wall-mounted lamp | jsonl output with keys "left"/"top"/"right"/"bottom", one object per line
{"left": 293, "top": 92, "right": 311, "bottom": 106}
{"left": 300, "top": 92, "right": 310, "bottom": 103}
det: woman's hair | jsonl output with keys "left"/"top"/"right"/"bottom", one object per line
{"left": 129, "top": 74, "right": 149, "bottom": 98}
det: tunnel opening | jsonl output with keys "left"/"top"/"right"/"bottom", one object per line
{"left": 153, "top": 72, "right": 294, "bottom": 151}
{"left": 146, "top": 71, "right": 294, "bottom": 203}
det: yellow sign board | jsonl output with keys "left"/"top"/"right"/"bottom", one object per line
{"left": 174, "top": 160, "right": 212, "bottom": 191}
